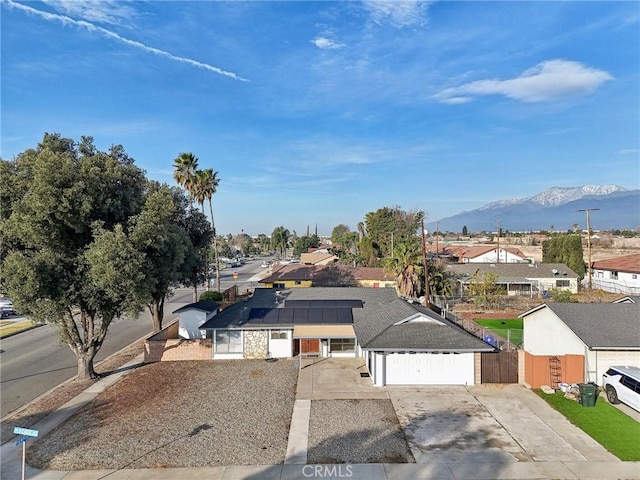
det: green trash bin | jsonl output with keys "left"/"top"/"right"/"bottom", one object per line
{"left": 578, "top": 383, "right": 598, "bottom": 407}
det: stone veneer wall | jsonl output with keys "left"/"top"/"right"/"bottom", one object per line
{"left": 244, "top": 330, "right": 268, "bottom": 359}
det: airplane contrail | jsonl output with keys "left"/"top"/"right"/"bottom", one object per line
{"left": 5, "top": 0, "right": 249, "bottom": 82}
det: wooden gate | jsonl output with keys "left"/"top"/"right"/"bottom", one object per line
{"left": 481, "top": 350, "right": 518, "bottom": 383}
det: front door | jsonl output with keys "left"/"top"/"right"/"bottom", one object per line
{"left": 301, "top": 338, "right": 320, "bottom": 355}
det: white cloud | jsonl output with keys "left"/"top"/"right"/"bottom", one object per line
{"left": 618, "top": 148, "right": 639, "bottom": 155}
{"left": 435, "top": 59, "right": 613, "bottom": 103}
{"left": 42, "top": 0, "right": 137, "bottom": 26}
{"left": 6, "top": 0, "right": 248, "bottom": 81}
{"left": 362, "top": 0, "right": 431, "bottom": 28}
{"left": 312, "top": 37, "right": 345, "bottom": 50}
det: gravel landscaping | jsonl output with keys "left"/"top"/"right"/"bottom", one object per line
{"left": 307, "top": 399, "right": 414, "bottom": 464}
{"left": 26, "top": 359, "right": 298, "bottom": 469}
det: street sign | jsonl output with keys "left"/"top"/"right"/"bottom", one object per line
{"left": 13, "top": 427, "right": 39, "bottom": 437}
{"left": 15, "top": 435, "right": 27, "bottom": 446}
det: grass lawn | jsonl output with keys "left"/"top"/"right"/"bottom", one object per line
{"left": 475, "top": 318, "right": 523, "bottom": 346}
{"left": 536, "top": 390, "right": 640, "bottom": 461}
{"left": 0, "top": 320, "right": 40, "bottom": 338}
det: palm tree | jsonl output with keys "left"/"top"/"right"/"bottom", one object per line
{"left": 173, "top": 153, "right": 199, "bottom": 198}
{"left": 195, "top": 168, "right": 221, "bottom": 292}
{"left": 383, "top": 242, "right": 423, "bottom": 299}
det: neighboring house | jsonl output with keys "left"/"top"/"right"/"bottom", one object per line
{"left": 199, "top": 287, "right": 494, "bottom": 386}
{"left": 587, "top": 254, "right": 640, "bottom": 295}
{"left": 448, "top": 262, "right": 580, "bottom": 296}
{"left": 613, "top": 295, "right": 640, "bottom": 304}
{"left": 260, "top": 264, "right": 396, "bottom": 289}
{"left": 173, "top": 301, "right": 219, "bottom": 339}
{"left": 519, "top": 302, "right": 640, "bottom": 388}
{"left": 300, "top": 251, "right": 339, "bottom": 265}
{"left": 443, "top": 245, "right": 528, "bottom": 264}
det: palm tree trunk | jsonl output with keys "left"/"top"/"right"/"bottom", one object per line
{"left": 209, "top": 199, "right": 221, "bottom": 292}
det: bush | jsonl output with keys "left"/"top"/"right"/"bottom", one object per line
{"left": 549, "top": 288, "right": 577, "bottom": 303}
{"left": 200, "top": 291, "right": 223, "bottom": 302}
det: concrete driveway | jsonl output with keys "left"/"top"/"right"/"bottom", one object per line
{"left": 388, "top": 384, "right": 618, "bottom": 465}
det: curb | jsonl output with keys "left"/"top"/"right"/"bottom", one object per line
{"left": 0, "top": 322, "right": 44, "bottom": 340}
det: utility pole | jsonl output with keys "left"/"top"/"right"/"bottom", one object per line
{"left": 496, "top": 219, "right": 501, "bottom": 263}
{"left": 435, "top": 221, "right": 439, "bottom": 260}
{"left": 421, "top": 219, "right": 431, "bottom": 308}
{"left": 577, "top": 208, "right": 600, "bottom": 290}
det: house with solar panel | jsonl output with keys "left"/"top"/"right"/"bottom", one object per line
{"left": 197, "top": 287, "right": 494, "bottom": 386}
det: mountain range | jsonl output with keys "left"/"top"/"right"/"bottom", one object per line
{"left": 427, "top": 185, "right": 640, "bottom": 233}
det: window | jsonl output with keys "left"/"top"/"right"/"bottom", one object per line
{"left": 555, "top": 280, "right": 570, "bottom": 287}
{"left": 330, "top": 338, "right": 355, "bottom": 352}
{"left": 633, "top": 274, "right": 638, "bottom": 280}
{"left": 295, "top": 280, "right": 302, "bottom": 285}
{"left": 610, "top": 271, "right": 619, "bottom": 280}
{"left": 215, "top": 330, "right": 242, "bottom": 353}
{"left": 270, "top": 329, "right": 288, "bottom": 340}
{"left": 620, "top": 375, "right": 640, "bottom": 393}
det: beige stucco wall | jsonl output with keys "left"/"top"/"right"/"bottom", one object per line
{"left": 523, "top": 307, "right": 585, "bottom": 356}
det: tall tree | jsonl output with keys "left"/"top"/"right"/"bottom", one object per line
{"left": 271, "top": 226, "right": 290, "bottom": 259}
{"left": 542, "top": 234, "right": 585, "bottom": 278}
{"left": 0, "top": 134, "right": 147, "bottom": 379}
{"left": 364, "top": 206, "right": 424, "bottom": 261}
{"left": 383, "top": 242, "right": 423, "bottom": 299}
{"left": 192, "top": 168, "right": 221, "bottom": 292}
{"left": 173, "top": 152, "right": 198, "bottom": 199}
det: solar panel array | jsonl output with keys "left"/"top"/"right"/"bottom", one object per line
{"left": 246, "top": 307, "right": 353, "bottom": 325}
{"left": 284, "top": 299, "right": 363, "bottom": 309}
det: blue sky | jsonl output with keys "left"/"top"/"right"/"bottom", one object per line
{"left": 2, "top": 1, "right": 639, "bottom": 236}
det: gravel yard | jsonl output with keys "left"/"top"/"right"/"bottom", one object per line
{"left": 307, "top": 399, "right": 414, "bottom": 464}
{"left": 27, "top": 359, "right": 298, "bottom": 469}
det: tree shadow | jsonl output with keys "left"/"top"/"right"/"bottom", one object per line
{"left": 313, "top": 264, "right": 357, "bottom": 287}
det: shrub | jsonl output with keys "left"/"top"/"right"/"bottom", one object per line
{"left": 200, "top": 291, "right": 223, "bottom": 302}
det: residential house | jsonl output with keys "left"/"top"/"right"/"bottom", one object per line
{"left": 199, "top": 287, "right": 494, "bottom": 386}
{"left": 260, "top": 264, "right": 396, "bottom": 289}
{"left": 448, "top": 262, "right": 580, "bottom": 297}
{"left": 443, "top": 245, "right": 528, "bottom": 264}
{"left": 588, "top": 254, "right": 640, "bottom": 295}
{"left": 173, "top": 300, "right": 219, "bottom": 339}
{"left": 519, "top": 302, "right": 640, "bottom": 388}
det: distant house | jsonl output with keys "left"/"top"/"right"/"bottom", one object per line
{"left": 444, "top": 245, "right": 528, "bottom": 264}
{"left": 520, "top": 302, "right": 640, "bottom": 388}
{"left": 448, "top": 262, "right": 580, "bottom": 296}
{"left": 300, "top": 251, "right": 338, "bottom": 265}
{"left": 587, "top": 254, "right": 640, "bottom": 295}
{"left": 259, "top": 264, "right": 395, "bottom": 289}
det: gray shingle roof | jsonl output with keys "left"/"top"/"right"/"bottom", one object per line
{"left": 200, "top": 287, "right": 494, "bottom": 351}
{"left": 532, "top": 303, "right": 640, "bottom": 349}
{"left": 448, "top": 262, "right": 579, "bottom": 280}
{"left": 172, "top": 300, "right": 219, "bottom": 314}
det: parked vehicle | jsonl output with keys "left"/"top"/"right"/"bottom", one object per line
{"left": 602, "top": 366, "right": 640, "bottom": 412}
{"left": 0, "top": 298, "right": 15, "bottom": 318}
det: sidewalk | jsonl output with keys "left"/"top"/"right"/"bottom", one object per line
{"left": 1, "top": 357, "right": 639, "bottom": 480}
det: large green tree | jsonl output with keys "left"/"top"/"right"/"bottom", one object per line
{"left": 0, "top": 134, "right": 147, "bottom": 379}
{"left": 542, "top": 234, "right": 586, "bottom": 279}
{"left": 363, "top": 206, "right": 424, "bottom": 262}
{"left": 293, "top": 234, "right": 320, "bottom": 257}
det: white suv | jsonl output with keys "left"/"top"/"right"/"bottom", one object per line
{"left": 602, "top": 366, "right": 640, "bottom": 412}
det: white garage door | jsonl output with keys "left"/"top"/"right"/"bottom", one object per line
{"left": 385, "top": 352, "right": 475, "bottom": 385}
{"left": 596, "top": 351, "right": 640, "bottom": 384}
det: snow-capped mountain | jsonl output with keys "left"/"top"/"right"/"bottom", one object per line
{"left": 427, "top": 185, "right": 639, "bottom": 232}
{"left": 529, "top": 185, "right": 626, "bottom": 206}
